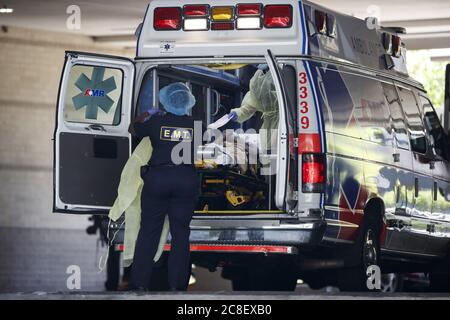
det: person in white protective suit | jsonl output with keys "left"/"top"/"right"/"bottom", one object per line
{"left": 228, "top": 65, "right": 279, "bottom": 153}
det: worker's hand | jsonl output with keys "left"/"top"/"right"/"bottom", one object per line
{"left": 134, "top": 111, "right": 150, "bottom": 123}
{"left": 228, "top": 112, "right": 238, "bottom": 122}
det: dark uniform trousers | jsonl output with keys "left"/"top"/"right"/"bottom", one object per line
{"left": 130, "top": 165, "right": 199, "bottom": 290}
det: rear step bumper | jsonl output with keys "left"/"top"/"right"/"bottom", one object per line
{"left": 113, "top": 220, "right": 326, "bottom": 253}
{"left": 187, "top": 220, "right": 326, "bottom": 247}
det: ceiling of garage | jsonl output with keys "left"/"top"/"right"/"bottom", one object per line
{"left": 0, "top": 0, "right": 449, "bottom": 50}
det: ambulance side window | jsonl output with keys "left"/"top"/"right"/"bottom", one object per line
{"left": 382, "top": 83, "right": 409, "bottom": 150}
{"left": 136, "top": 70, "right": 154, "bottom": 116}
{"left": 157, "top": 75, "right": 174, "bottom": 108}
{"left": 191, "top": 83, "right": 208, "bottom": 123}
{"left": 397, "top": 87, "right": 427, "bottom": 154}
{"left": 64, "top": 65, "right": 123, "bottom": 126}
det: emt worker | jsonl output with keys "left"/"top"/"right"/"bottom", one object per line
{"left": 128, "top": 82, "right": 200, "bottom": 291}
{"left": 228, "top": 64, "right": 279, "bottom": 153}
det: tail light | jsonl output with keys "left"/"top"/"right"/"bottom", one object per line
{"left": 154, "top": 7, "right": 182, "bottom": 30}
{"left": 263, "top": 5, "right": 292, "bottom": 28}
{"left": 302, "top": 154, "right": 325, "bottom": 193}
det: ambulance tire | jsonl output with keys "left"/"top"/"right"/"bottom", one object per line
{"left": 337, "top": 216, "right": 381, "bottom": 292}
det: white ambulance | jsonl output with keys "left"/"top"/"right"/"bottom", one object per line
{"left": 53, "top": 0, "right": 450, "bottom": 291}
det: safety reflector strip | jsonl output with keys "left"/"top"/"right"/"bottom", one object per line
{"left": 164, "top": 244, "right": 296, "bottom": 254}
{"left": 115, "top": 244, "right": 297, "bottom": 254}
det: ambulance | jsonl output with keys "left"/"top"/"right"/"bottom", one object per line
{"left": 53, "top": 0, "right": 450, "bottom": 291}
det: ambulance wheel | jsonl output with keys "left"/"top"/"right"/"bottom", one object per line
{"left": 337, "top": 217, "right": 381, "bottom": 292}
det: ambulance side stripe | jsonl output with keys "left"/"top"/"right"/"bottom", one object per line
{"left": 298, "top": 1, "right": 326, "bottom": 209}
{"left": 298, "top": 1, "right": 309, "bottom": 55}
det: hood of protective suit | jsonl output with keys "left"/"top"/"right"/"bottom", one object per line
{"left": 249, "top": 69, "right": 278, "bottom": 113}
{"left": 159, "top": 82, "right": 196, "bottom": 116}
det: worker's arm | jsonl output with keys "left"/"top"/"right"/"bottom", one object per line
{"left": 229, "top": 91, "right": 259, "bottom": 123}
{"left": 128, "top": 111, "right": 150, "bottom": 137}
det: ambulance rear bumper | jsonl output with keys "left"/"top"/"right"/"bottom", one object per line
{"left": 187, "top": 220, "right": 327, "bottom": 248}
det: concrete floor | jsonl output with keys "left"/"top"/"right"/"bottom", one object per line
{"left": 1, "top": 226, "right": 449, "bottom": 300}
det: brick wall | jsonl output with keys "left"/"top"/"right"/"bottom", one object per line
{"left": 0, "top": 26, "right": 134, "bottom": 229}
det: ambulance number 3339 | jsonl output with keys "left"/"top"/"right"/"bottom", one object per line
{"left": 298, "top": 71, "right": 310, "bottom": 129}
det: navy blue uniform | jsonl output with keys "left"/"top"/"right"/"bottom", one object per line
{"left": 130, "top": 112, "right": 200, "bottom": 290}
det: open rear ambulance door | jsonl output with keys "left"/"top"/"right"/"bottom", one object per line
{"left": 53, "top": 52, "right": 134, "bottom": 214}
{"left": 265, "top": 50, "right": 297, "bottom": 211}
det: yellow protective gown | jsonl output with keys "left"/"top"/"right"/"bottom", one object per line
{"left": 231, "top": 69, "right": 279, "bottom": 152}
{"left": 108, "top": 137, "right": 169, "bottom": 267}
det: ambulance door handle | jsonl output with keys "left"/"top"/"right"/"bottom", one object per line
{"left": 87, "top": 124, "right": 106, "bottom": 132}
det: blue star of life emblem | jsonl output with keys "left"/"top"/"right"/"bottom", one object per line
{"left": 72, "top": 67, "right": 117, "bottom": 120}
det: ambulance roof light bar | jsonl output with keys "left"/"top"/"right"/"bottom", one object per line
{"left": 153, "top": 4, "right": 293, "bottom": 31}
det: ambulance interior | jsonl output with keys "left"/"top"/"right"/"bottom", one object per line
{"left": 134, "top": 63, "right": 289, "bottom": 214}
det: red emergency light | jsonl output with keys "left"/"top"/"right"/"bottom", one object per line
{"left": 154, "top": 7, "right": 182, "bottom": 30}
{"left": 183, "top": 5, "right": 209, "bottom": 16}
{"left": 236, "top": 3, "right": 262, "bottom": 16}
{"left": 211, "top": 22, "right": 234, "bottom": 30}
{"left": 263, "top": 5, "right": 293, "bottom": 28}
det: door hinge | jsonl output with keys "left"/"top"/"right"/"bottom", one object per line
{"left": 293, "top": 138, "right": 299, "bottom": 148}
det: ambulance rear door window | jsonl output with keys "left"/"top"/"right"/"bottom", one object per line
{"left": 64, "top": 65, "right": 123, "bottom": 126}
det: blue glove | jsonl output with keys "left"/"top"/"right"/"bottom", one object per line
{"left": 143, "top": 108, "right": 160, "bottom": 122}
{"left": 257, "top": 64, "right": 269, "bottom": 72}
{"left": 228, "top": 112, "right": 238, "bottom": 122}
{"left": 147, "top": 108, "right": 160, "bottom": 116}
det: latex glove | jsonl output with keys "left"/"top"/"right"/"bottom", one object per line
{"left": 257, "top": 64, "right": 269, "bottom": 72}
{"left": 143, "top": 108, "right": 161, "bottom": 122}
{"left": 228, "top": 111, "right": 238, "bottom": 122}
